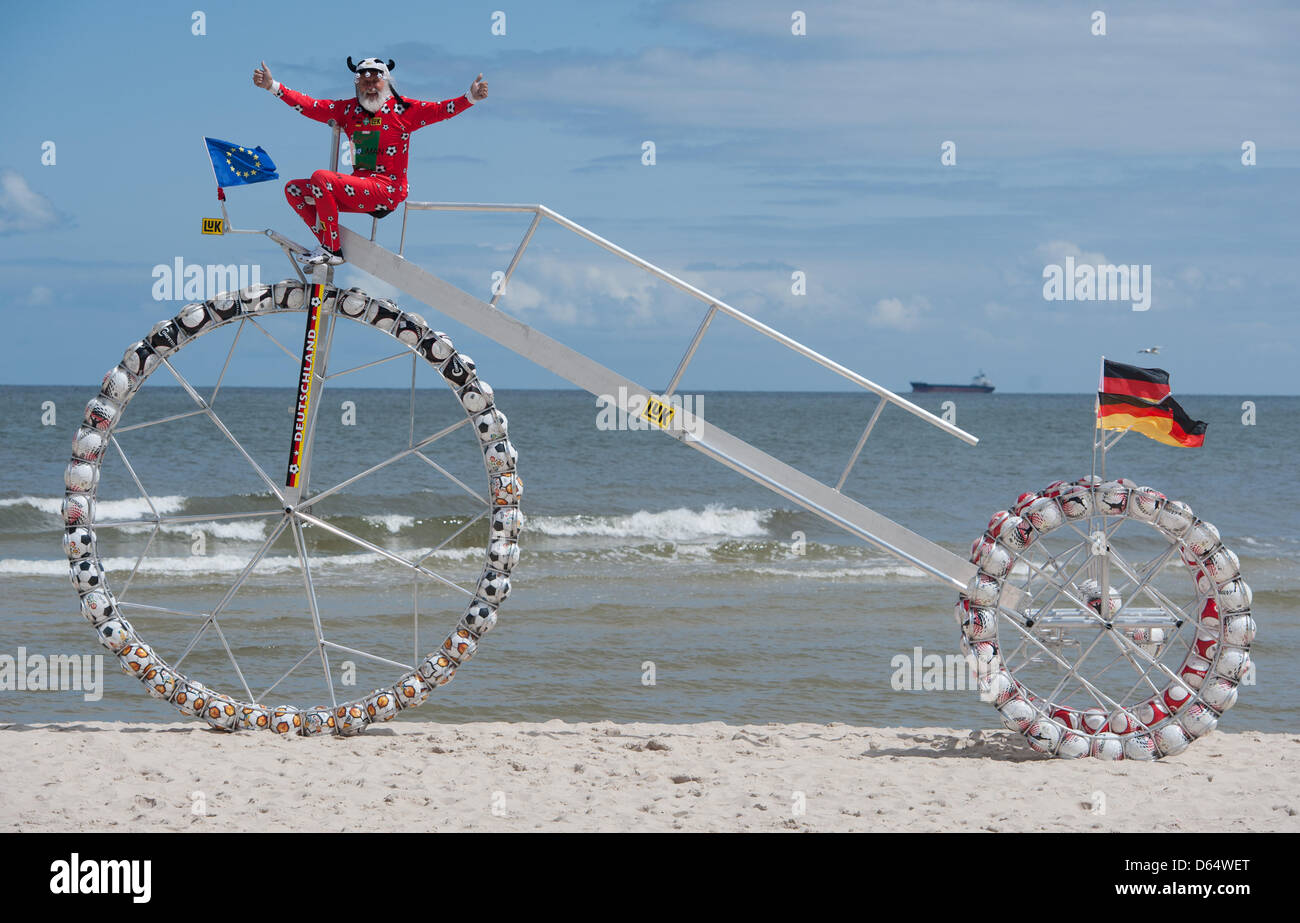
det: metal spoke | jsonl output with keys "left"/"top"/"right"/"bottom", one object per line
{"left": 114, "top": 523, "right": 159, "bottom": 598}
{"left": 290, "top": 518, "right": 336, "bottom": 708}
{"left": 295, "top": 509, "right": 476, "bottom": 598}
{"left": 115, "top": 601, "right": 210, "bottom": 619}
{"left": 414, "top": 450, "right": 489, "bottom": 507}
{"left": 301, "top": 417, "right": 472, "bottom": 507}
{"left": 208, "top": 316, "right": 245, "bottom": 407}
{"left": 94, "top": 510, "right": 284, "bottom": 530}
{"left": 258, "top": 646, "right": 318, "bottom": 701}
{"left": 246, "top": 315, "right": 309, "bottom": 366}
{"left": 414, "top": 507, "right": 491, "bottom": 567}
{"left": 113, "top": 408, "right": 208, "bottom": 434}
{"left": 321, "top": 639, "right": 413, "bottom": 673}
{"left": 323, "top": 350, "right": 410, "bottom": 381}
{"left": 209, "top": 617, "right": 256, "bottom": 703}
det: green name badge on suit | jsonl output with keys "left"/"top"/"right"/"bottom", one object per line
{"left": 352, "top": 130, "right": 379, "bottom": 170}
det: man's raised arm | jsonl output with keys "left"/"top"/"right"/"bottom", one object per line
{"left": 403, "top": 73, "right": 488, "bottom": 131}
{"left": 252, "top": 60, "right": 339, "bottom": 125}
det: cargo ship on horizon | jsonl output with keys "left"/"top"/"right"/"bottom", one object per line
{"left": 910, "top": 371, "right": 995, "bottom": 394}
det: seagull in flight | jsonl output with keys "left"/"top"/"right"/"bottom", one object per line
{"left": 1138, "top": 346, "right": 1162, "bottom": 355}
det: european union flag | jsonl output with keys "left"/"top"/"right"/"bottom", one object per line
{"left": 205, "top": 137, "right": 278, "bottom": 187}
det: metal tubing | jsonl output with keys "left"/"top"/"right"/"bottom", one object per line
{"left": 663, "top": 304, "right": 718, "bottom": 400}
{"left": 491, "top": 210, "right": 543, "bottom": 307}
{"left": 835, "top": 395, "right": 889, "bottom": 491}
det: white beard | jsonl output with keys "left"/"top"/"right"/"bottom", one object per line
{"left": 356, "top": 85, "right": 393, "bottom": 113}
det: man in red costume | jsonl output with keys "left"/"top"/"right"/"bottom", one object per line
{"left": 253, "top": 56, "right": 487, "bottom": 265}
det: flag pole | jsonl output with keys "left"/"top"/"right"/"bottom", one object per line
{"left": 1095, "top": 355, "right": 1110, "bottom": 621}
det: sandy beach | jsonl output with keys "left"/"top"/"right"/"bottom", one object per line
{"left": 2, "top": 721, "right": 1296, "bottom": 833}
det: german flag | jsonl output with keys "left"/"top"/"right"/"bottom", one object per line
{"left": 1101, "top": 359, "right": 1171, "bottom": 403}
{"left": 1097, "top": 391, "right": 1207, "bottom": 447}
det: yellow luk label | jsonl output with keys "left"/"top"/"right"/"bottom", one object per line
{"left": 640, "top": 395, "right": 676, "bottom": 429}
{"left": 201, "top": 217, "right": 224, "bottom": 235}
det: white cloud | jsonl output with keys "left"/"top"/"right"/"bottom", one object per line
{"left": 27, "top": 285, "right": 52, "bottom": 306}
{"left": 867, "top": 296, "right": 930, "bottom": 331}
{"left": 1036, "top": 240, "right": 1109, "bottom": 268}
{"left": 0, "top": 171, "right": 59, "bottom": 234}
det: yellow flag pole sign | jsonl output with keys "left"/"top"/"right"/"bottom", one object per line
{"left": 1097, "top": 359, "right": 1207, "bottom": 448}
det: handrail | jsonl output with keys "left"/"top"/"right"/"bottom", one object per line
{"left": 396, "top": 200, "right": 978, "bottom": 446}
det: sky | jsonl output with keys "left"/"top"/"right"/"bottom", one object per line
{"left": 1, "top": 0, "right": 1297, "bottom": 393}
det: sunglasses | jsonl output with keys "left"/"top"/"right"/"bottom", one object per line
{"left": 358, "top": 69, "right": 384, "bottom": 79}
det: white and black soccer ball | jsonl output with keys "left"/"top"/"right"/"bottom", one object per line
{"left": 122, "top": 340, "right": 159, "bottom": 377}
{"left": 79, "top": 590, "right": 114, "bottom": 623}
{"left": 1096, "top": 480, "right": 1130, "bottom": 516}
{"left": 1199, "top": 676, "right": 1238, "bottom": 712}
{"left": 175, "top": 301, "right": 213, "bottom": 339}
{"left": 1179, "top": 703, "right": 1219, "bottom": 738}
{"left": 1021, "top": 496, "right": 1063, "bottom": 534}
{"left": 491, "top": 507, "right": 523, "bottom": 540}
{"left": 490, "top": 474, "right": 522, "bottom": 507}
{"left": 273, "top": 281, "right": 305, "bottom": 310}
{"left": 334, "top": 702, "right": 370, "bottom": 736}
{"left": 100, "top": 365, "right": 138, "bottom": 403}
{"left": 1156, "top": 499, "right": 1194, "bottom": 536}
{"left": 1222, "top": 613, "right": 1256, "bottom": 647}
{"left": 83, "top": 396, "right": 119, "bottom": 432}
{"left": 363, "top": 688, "right": 400, "bottom": 723}
{"left": 462, "top": 601, "right": 498, "bottom": 635}
{"left": 1123, "top": 734, "right": 1157, "bottom": 761}
{"left": 1184, "top": 520, "right": 1221, "bottom": 558}
{"left": 72, "top": 426, "right": 107, "bottom": 463}
{"left": 392, "top": 673, "right": 430, "bottom": 710}
{"left": 336, "top": 288, "right": 370, "bottom": 318}
{"left": 147, "top": 320, "right": 181, "bottom": 356}
{"left": 1056, "top": 483, "right": 1092, "bottom": 520}
{"left": 460, "top": 381, "right": 493, "bottom": 414}
{"left": 63, "top": 495, "right": 94, "bottom": 529}
{"left": 474, "top": 408, "right": 508, "bottom": 442}
{"left": 299, "top": 705, "right": 336, "bottom": 736}
{"left": 234, "top": 284, "right": 269, "bottom": 315}
{"left": 366, "top": 298, "right": 401, "bottom": 331}
{"left": 394, "top": 313, "right": 427, "bottom": 346}
{"left": 1090, "top": 733, "right": 1124, "bottom": 761}
{"left": 1025, "top": 718, "right": 1062, "bottom": 754}
{"left": 442, "top": 628, "right": 478, "bottom": 663}
{"left": 1056, "top": 732, "right": 1090, "bottom": 759}
{"left": 477, "top": 569, "right": 511, "bottom": 604}
{"left": 484, "top": 439, "right": 517, "bottom": 475}
{"left": 487, "top": 538, "right": 519, "bottom": 573}
{"left": 140, "top": 663, "right": 178, "bottom": 702}
{"left": 417, "top": 653, "right": 457, "bottom": 688}
{"left": 998, "top": 696, "right": 1035, "bottom": 732}
{"left": 64, "top": 526, "right": 96, "bottom": 559}
{"left": 65, "top": 460, "right": 99, "bottom": 493}
{"left": 966, "top": 572, "right": 1001, "bottom": 607}
{"left": 418, "top": 331, "right": 455, "bottom": 364}
{"left": 94, "top": 618, "right": 134, "bottom": 653}
{"left": 442, "top": 354, "right": 476, "bottom": 388}
{"left": 208, "top": 292, "right": 244, "bottom": 321}
{"left": 962, "top": 605, "right": 997, "bottom": 642}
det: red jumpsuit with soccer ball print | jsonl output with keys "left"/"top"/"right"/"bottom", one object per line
{"left": 274, "top": 83, "right": 474, "bottom": 249}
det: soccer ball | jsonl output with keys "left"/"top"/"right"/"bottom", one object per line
{"left": 1090, "top": 734, "right": 1124, "bottom": 760}
{"left": 334, "top": 703, "right": 370, "bottom": 736}
{"left": 70, "top": 557, "right": 104, "bottom": 592}
{"left": 1156, "top": 500, "right": 1194, "bottom": 536}
{"left": 1222, "top": 614, "right": 1256, "bottom": 647}
{"left": 139, "top": 663, "right": 178, "bottom": 701}
{"left": 118, "top": 642, "right": 157, "bottom": 678}
{"left": 207, "top": 292, "right": 243, "bottom": 321}
{"left": 1179, "top": 655, "right": 1211, "bottom": 689}
{"left": 100, "top": 365, "right": 138, "bottom": 403}
{"left": 236, "top": 284, "right": 271, "bottom": 314}
{"left": 365, "top": 297, "right": 401, "bottom": 330}
{"left": 477, "top": 569, "right": 511, "bottom": 604}
{"left": 970, "top": 535, "right": 1013, "bottom": 579}
{"left": 64, "top": 527, "right": 95, "bottom": 559}
{"left": 1134, "top": 697, "right": 1169, "bottom": 727}
{"left": 238, "top": 704, "right": 272, "bottom": 731}
{"left": 80, "top": 590, "right": 114, "bottom": 624}
{"left": 490, "top": 507, "right": 524, "bottom": 541}
{"left": 998, "top": 696, "right": 1035, "bottom": 732}
{"left": 270, "top": 706, "right": 303, "bottom": 735}
{"left": 442, "top": 353, "right": 476, "bottom": 388}
{"left": 1012, "top": 492, "right": 1039, "bottom": 516}
{"left": 392, "top": 673, "right": 430, "bottom": 710}
{"left": 71, "top": 426, "right": 107, "bottom": 462}
{"left": 1216, "top": 579, "right": 1252, "bottom": 613}
{"left": 300, "top": 705, "right": 337, "bottom": 736}
{"left": 1128, "top": 486, "right": 1165, "bottom": 521}
{"left": 1199, "top": 677, "right": 1238, "bottom": 712}
{"left": 65, "top": 460, "right": 99, "bottom": 494}
{"left": 1184, "top": 520, "right": 1221, "bottom": 557}
{"left": 490, "top": 474, "right": 522, "bottom": 507}
{"left": 170, "top": 680, "right": 212, "bottom": 717}
{"left": 122, "top": 340, "right": 160, "bottom": 377}
{"left": 989, "top": 512, "right": 1033, "bottom": 552}
{"left": 417, "top": 331, "right": 455, "bottom": 364}
{"left": 273, "top": 281, "right": 305, "bottom": 310}
{"left": 1122, "top": 734, "right": 1157, "bottom": 760}
{"left": 1192, "top": 629, "right": 1219, "bottom": 662}
{"left": 1025, "top": 718, "right": 1062, "bottom": 754}
{"left": 363, "top": 689, "right": 400, "bottom": 723}
{"left": 1179, "top": 704, "right": 1219, "bottom": 738}
{"left": 94, "top": 618, "right": 135, "bottom": 653}
{"left": 962, "top": 606, "right": 997, "bottom": 642}
{"left": 336, "top": 288, "right": 370, "bottom": 318}
{"left": 1154, "top": 724, "right": 1191, "bottom": 757}
{"left": 965, "top": 572, "right": 1001, "bottom": 607}
{"left": 394, "top": 313, "right": 427, "bottom": 346}
{"left": 1107, "top": 708, "right": 1137, "bottom": 735}
{"left": 147, "top": 320, "right": 180, "bottom": 356}
{"left": 1161, "top": 681, "right": 1193, "bottom": 714}
{"left": 461, "top": 601, "right": 498, "bottom": 636}
{"left": 83, "top": 396, "right": 119, "bottom": 432}
{"left": 461, "top": 381, "right": 493, "bottom": 414}
{"left": 1213, "top": 648, "right": 1250, "bottom": 681}
{"left": 172, "top": 304, "right": 210, "bottom": 340}
{"left": 1022, "top": 497, "right": 1064, "bottom": 534}
{"left": 1096, "top": 480, "right": 1131, "bottom": 516}
{"left": 1202, "top": 547, "right": 1240, "bottom": 585}
{"left": 484, "top": 440, "right": 517, "bottom": 475}
{"left": 970, "top": 640, "right": 1000, "bottom": 675}
{"left": 442, "top": 628, "right": 477, "bottom": 663}
{"left": 1056, "top": 484, "right": 1092, "bottom": 520}
{"left": 978, "top": 670, "right": 1017, "bottom": 707}
{"left": 63, "top": 492, "right": 94, "bottom": 527}
{"left": 487, "top": 538, "right": 519, "bottom": 573}
{"left": 1079, "top": 707, "right": 1109, "bottom": 734}
{"left": 417, "top": 653, "right": 457, "bottom": 688}
{"left": 1057, "top": 732, "right": 1090, "bottom": 759}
